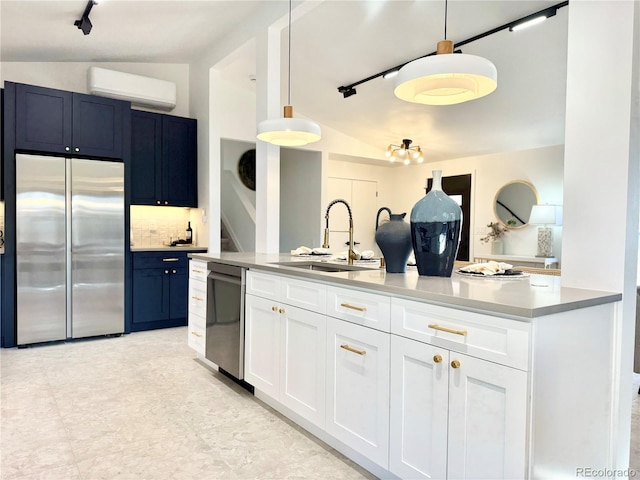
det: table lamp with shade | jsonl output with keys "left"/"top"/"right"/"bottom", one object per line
{"left": 529, "top": 204, "right": 559, "bottom": 257}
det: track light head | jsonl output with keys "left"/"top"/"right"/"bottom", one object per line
{"left": 74, "top": 1, "right": 97, "bottom": 35}
{"left": 339, "top": 86, "right": 357, "bottom": 98}
{"left": 74, "top": 15, "right": 92, "bottom": 35}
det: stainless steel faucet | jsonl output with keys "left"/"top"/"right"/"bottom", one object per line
{"left": 323, "top": 199, "right": 357, "bottom": 265}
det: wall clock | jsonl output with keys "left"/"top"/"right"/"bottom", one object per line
{"left": 238, "top": 149, "right": 256, "bottom": 191}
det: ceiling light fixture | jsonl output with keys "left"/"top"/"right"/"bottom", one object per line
{"left": 337, "top": 1, "right": 568, "bottom": 99}
{"left": 394, "top": 0, "right": 497, "bottom": 106}
{"left": 256, "top": 0, "right": 321, "bottom": 147}
{"left": 386, "top": 139, "right": 424, "bottom": 165}
{"left": 74, "top": 0, "right": 97, "bottom": 36}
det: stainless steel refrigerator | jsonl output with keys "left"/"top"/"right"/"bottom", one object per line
{"left": 16, "top": 153, "right": 125, "bottom": 345}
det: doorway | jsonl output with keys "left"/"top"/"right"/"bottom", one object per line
{"left": 427, "top": 174, "right": 472, "bottom": 261}
{"left": 326, "top": 178, "right": 378, "bottom": 253}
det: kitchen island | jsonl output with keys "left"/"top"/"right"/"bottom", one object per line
{"left": 190, "top": 252, "right": 622, "bottom": 480}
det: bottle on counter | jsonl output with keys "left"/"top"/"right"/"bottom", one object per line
{"left": 186, "top": 222, "right": 193, "bottom": 244}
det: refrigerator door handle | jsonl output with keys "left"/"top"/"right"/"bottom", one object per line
{"left": 66, "top": 158, "right": 73, "bottom": 338}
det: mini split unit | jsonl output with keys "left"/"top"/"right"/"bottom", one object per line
{"left": 87, "top": 67, "right": 177, "bottom": 111}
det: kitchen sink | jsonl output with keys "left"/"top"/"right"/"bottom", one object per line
{"left": 270, "top": 260, "right": 373, "bottom": 273}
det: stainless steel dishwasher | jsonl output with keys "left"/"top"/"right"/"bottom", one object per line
{"left": 206, "top": 263, "right": 246, "bottom": 381}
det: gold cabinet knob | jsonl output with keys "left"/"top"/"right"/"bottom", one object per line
{"left": 451, "top": 360, "right": 461, "bottom": 369}
{"left": 272, "top": 306, "right": 278, "bottom": 312}
{"left": 433, "top": 355, "right": 443, "bottom": 363}
{"left": 279, "top": 308, "right": 285, "bottom": 314}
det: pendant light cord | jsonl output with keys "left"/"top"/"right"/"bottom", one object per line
{"left": 287, "top": 0, "right": 292, "bottom": 105}
{"left": 444, "top": 0, "right": 448, "bottom": 39}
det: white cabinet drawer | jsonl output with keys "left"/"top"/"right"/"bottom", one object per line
{"left": 327, "top": 286, "right": 391, "bottom": 332}
{"left": 246, "top": 270, "right": 280, "bottom": 299}
{"left": 280, "top": 277, "right": 326, "bottom": 314}
{"left": 189, "top": 260, "right": 208, "bottom": 282}
{"left": 188, "top": 279, "right": 207, "bottom": 318}
{"left": 391, "top": 297, "right": 530, "bottom": 371}
{"left": 187, "top": 312, "right": 205, "bottom": 355}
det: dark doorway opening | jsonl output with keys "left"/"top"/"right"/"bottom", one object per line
{"left": 427, "top": 174, "right": 472, "bottom": 261}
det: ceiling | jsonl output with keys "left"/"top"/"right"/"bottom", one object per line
{"left": 0, "top": 0, "right": 569, "bottom": 164}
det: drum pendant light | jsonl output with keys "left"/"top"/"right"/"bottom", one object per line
{"left": 394, "top": 0, "right": 497, "bottom": 106}
{"left": 257, "top": 0, "right": 321, "bottom": 146}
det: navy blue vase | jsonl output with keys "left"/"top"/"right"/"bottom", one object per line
{"left": 375, "top": 207, "right": 412, "bottom": 273}
{"left": 410, "top": 170, "right": 462, "bottom": 277}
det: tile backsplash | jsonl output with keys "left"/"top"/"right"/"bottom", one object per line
{"left": 130, "top": 206, "right": 194, "bottom": 247}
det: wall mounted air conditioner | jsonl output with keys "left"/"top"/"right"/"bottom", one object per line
{"left": 88, "top": 67, "right": 177, "bottom": 111}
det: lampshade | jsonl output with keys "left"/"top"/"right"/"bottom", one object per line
{"left": 257, "top": 106, "right": 321, "bottom": 147}
{"left": 529, "top": 204, "right": 557, "bottom": 225}
{"left": 256, "top": 0, "right": 322, "bottom": 147}
{"left": 394, "top": 40, "right": 497, "bottom": 106}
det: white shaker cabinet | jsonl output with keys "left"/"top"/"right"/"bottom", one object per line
{"left": 244, "top": 271, "right": 327, "bottom": 428}
{"left": 389, "top": 297, "right": 529, "bottom": 480}
{"left": 325, "top": 316, "right": 390, "bottom": 469}
{"left": 187, "top": 259, "right": 208, "bottom": 355}
{"left": 279, "top": 303, "right": 326, "bottom": 427}
{"left": 447, "top": 352, "right": 527, "bottom": 480}
{"left": 389, "top": 335, "right": 449, "bottom": 480}
{"left": 244, "top": 294, "right": 281, "bottom": 398}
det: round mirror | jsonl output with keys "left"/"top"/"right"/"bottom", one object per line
{"left": 493, "top": 181, "right": 539, "bottom": 229}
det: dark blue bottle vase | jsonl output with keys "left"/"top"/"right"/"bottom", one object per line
{"left": 410, "top": 171, "right": 463, "bottom": 277}
{"left": 375, "top": 207, "right": 412, "bottom": 273}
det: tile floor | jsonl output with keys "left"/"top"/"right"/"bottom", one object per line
{"left": 0, "top": 327, "right": 638, "bottom": 480}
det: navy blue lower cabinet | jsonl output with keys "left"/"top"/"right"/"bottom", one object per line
{"left": 131, "top": 252, "right": 189, "bottom": 332}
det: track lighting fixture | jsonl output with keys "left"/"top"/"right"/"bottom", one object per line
{"left": 257, "top": 0, "right": 321, "bottom": 146}
{"left": 337, "top": 1, "right": 568, "bottom": 99}
{"left": 386, "top": 139, "right": 424, "bottom": 165}
{"left": 74, "top": 0, "right": 97, "bottom": 35}
{"left": 509, "top": 5, "right": 560, "bottom": 32}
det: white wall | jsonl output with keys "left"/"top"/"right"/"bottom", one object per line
{"left": 280, "top": 148, "right": 322, "bottom": 252}
{"left": 387, "top": 145, "right": 564, "bottom": 262}
{"left": 561, "top": 1, "right": 638, "bottom": 469}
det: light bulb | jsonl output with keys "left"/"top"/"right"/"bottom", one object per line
{"left": 412, "top": 150, "right": 420, "bottom": 160}
{"left": 397, "top": 148, "right": 407, "bottom": 158}
{"left": 403, "top": 159, "right": 410, "bottom": 165}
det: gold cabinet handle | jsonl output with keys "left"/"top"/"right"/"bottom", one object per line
{"left": 192, "top": 269, "right": 204, "bottom": 273}
{"left": 191, "top": 296, "right": 203, "bottom": 301}
{"left": 279, "top": 308, "right": 285, "bottom": 314}
{"left": 340, "top": 303, "right": 367, "bottom": 312}
{"left": 340, "top": 344, "right": 366, "bottom": 356}
{"left": 191, "top": 331, "right": 203, "bottom": 338}
{"left": 451, "top": 360, "right": 461, "bottom": 369}
{"left": 163, "top": 258, "right": 180, "bottom": 262}
{"left": 433, "top": 354, "right": 443, "bottom": 363}
{"left": 272, "top": 306, "right": 278, "bottom": 312}
{"left": 428, "top": 324, "right": 467, "bottom": 336}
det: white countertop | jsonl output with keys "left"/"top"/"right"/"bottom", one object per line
{"left": 190, "top": 252, "right": 620, "bottom": 319}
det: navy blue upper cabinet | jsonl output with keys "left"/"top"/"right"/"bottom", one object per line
{"left": 14, "top": 83, "right": 126, "bottom": 159}
{"left": 131, "top": 111, "right": 162, "bottom": 205}
{"left": 131, "top": 111, "right": 197, "bottom": 207}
